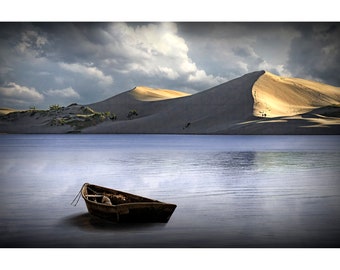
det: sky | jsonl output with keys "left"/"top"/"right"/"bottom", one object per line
{"left": 0, "top": 22, "right": 339, "bottom": 109}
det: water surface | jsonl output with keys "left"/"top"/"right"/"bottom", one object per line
{"left": 0, "top": 135, "right": 340, "bottom": 247}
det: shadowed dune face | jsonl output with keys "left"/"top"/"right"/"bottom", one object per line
{"left": 83, "top": 70, "right": 265, "bottom": 134}
{"left": 252, "top": 72, "right": 340, "bottom": 118}
{"left": 129, "top": 86, "right": 190, "bottom": 101}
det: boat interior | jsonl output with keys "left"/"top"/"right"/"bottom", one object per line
{"left": 85, "top": 185, "right": 155, "bottom": 205}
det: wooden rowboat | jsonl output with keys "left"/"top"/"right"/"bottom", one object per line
{"left": 81, "top": 183, "right": 177, "bottom": 223}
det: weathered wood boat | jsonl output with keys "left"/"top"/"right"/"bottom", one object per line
{"left": 81, "top": 183, "right": 177, "bottom": 223}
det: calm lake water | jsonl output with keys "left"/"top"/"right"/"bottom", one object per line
{"left": 0, "top": 134, "right": 340, "bottom": 247}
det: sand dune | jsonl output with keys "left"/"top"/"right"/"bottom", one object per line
{"left": 130, "top": 86, "right": 190, "bottom": 101}
{"left": 87, "top": 86, "right": 190, "bottom": 120}
{"left": 85, "top": 70, "right": 340, "bottom": 134}
{"left": 253, "top": 72, "right": 340, "bottom": 118}
{"left": 1, "top": 70, "right": 339, "bottom": 134}
{"left": 0, "top": 108, "right": 18, "bottom": 115}
{"left": 85, "top": 71, "right": 265, "bottom": 133}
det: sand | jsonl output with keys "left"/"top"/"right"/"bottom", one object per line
{"left": 84, "top": 70, "right": 264, "bottom": 133}
{"left": 130, "top": 86, "right": 190, "bottom": 101}
{"left": 0, "top": 108, "right": 18, "bottom": 115}
{"left": 1, "top": 70, "right": 339, "bottom": 134}
{"left": 253, "top": 72, "right": 340, "bottom": 118}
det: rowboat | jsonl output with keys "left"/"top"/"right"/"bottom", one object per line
{"left": 80, "top": 183, "right": 177, "bottom": 223}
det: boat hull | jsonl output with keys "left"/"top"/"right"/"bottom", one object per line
{"left": 81, "top": 183, "right": 176, "bottom": 223}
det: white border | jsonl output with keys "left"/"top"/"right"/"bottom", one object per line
{"left": 3, "top": 248, "right": 340, "bottom": 270}
{"left": 1, "top": 0, "right": 339, "bottom": 21}
{"left": 1, "top": 1, "right": 339, "bottom": 269}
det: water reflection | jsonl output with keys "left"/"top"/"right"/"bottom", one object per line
{"left": 61, "top": 213, "right": 165, "bottom": 232}
{"left": 213, "top": 151, "right": 256, "bottom": 170}
{"left": 1, "top": 135, "right": 340, "bottom": 247}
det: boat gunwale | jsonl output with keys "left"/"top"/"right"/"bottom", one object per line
{"left": 81, "top": 183, "right": 176, "bottom": 208}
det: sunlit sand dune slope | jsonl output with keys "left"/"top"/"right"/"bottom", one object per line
{"left": 253, "top": 71, "right": 340, "bottom": 118}
{"left": 0, "top": 108, "right": 18, "bottom": 115}
{"left": 130, "top": 86, "right": 190, "bottom": 101}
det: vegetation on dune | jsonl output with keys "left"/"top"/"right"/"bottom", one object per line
{"left": 49, "top": 107, "right": 117, "bottom": 129}
{"left": 69, "top": 112, "right": 116, "bottom": 127}
{"left": 81, "top": 106, "right": 95, "bottom": 114}
{"left": 0, "top": 104, "right": 118, "bottom": 130}
{"left": 127, "top": 109, "right": 138, "bottom": 120}
{"left": 49, "top": 104, "right": 62, "bottom": 111}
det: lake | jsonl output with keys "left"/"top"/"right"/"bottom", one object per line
{"left": 0, "top": 134, "right": 340, "bottom": 247}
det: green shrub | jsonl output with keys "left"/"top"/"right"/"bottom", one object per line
{"left": 127, "top": 109, "right": 138, "bottom": 119}
{"left": 81, "top": 106, "right": 95, "bottom": 114}
{"left": 49, "top": 104, "right": 61, "bottom": 111}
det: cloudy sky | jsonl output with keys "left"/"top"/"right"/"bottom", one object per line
{"left": 0, "top": 22, "right": 339, "bottom": 109}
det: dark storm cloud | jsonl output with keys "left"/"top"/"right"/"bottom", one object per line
{"left": 287, "top": 23, "right": 340, "bottom": 86}
{"left": 176, "top": 22, "right": 300, "bottom": 79}
{"left": 0, "top": 23, "right": 116, "bottom": 108}
{"left": 232, "top": 45, "right": 264, "bottom": 67}
{"left": 177, "top": 22, "right": 340, "bottom": 83}
{"left": 0, "top": 22, "right": 339, "bottom": 109}
{"left": 33, "top": 23, "right": 113, "bottom": 63}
